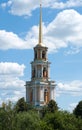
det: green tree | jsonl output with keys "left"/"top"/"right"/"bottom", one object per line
{"left": 0, "top": 101, "right": 15, "bottom": 130}
{"left": 0, "top": 99, "right": 82, "bottom": 130}
{"left": 14, "top": 97, "right": 28, "bottom": 113}
{"left": 73, "top": 100, "right": 82, "bottom": 118}
{"left": 76, "top": 117, "right": 82, "bottom": 130}
{"left": 14, "top": 111, "right": 40, "bottom": 130}
{"left": 47, "top": 100, "right": 58, "bottom": 113}
{"left": 0, "top": 109, "right": 7, "bottom": 130}
{"left": 41, "top": 105, "right": 48, "bottom": 118}
{"left": 41, "top": 100, "right": 58, "bottom": 118}
{"left": 40, "top": 120, "right": 52, "bottom": 130}
{"left": 43, "top": 111, "right": 80, "bottom": 130}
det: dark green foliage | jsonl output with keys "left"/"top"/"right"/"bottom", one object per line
{"left": 14, "top": 111, "right": 40, "bottom": 130}
{"left": 0, "top": 99, "right": 82, "bottom": 130}
{"left": 73, "top": 100, "right": 82, "bottom": 118}
{"left": 41, "top": 105, "right": 48, "bottom": 117}
{"left": 41, "top": 100, "right": 58, "bottom": 117}
{"left": 47, "top": 100, "right": 58, "bottom": 113}
{"left": 43, "top": 111, "right": 82, "bottom": 130}
{"left": 40, "top": 121, "right": 52, "bottom": 130}
{"left": 0, "top": 102, "right": 15, "bottom": 130}
{"left": 14, "top": 97, "right": 28, "bottom": 113}
{"left": 14, "top": 97, "right": 34, "bottom": 113}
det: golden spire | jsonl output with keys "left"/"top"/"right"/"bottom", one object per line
{"left": 39, "top": 4, "right": 42, "bottom": 45}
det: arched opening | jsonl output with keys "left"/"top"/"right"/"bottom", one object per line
{"left": 32, "top": 68, "right": 35, "bottom": 78}
{"left": 35, "top": 51, "right": 37, "bottom": 59}
{"left": 43, "top": 67, "right": 47, "bottom": 78}
{"left": 30, "top": 89, "right": 33, "bottom": 102}
{"left": 44, "top": 89, "right": 49, "bottom": 103}
{"left": 42, "top": 51, "right": 45, "bottom": 59}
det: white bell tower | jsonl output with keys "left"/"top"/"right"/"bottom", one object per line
{"left": 25, "top": 4, "right": 56, "bottom": 107}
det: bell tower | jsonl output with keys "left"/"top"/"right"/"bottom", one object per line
{"left": 25, "top": 4, "right": 56, "bottom": 107}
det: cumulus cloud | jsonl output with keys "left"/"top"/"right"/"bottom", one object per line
{"left": 0, "top": 77, "right": 25, "bottom": 99}
{"left": 0, "top": 30, "right": 31, "bottom": 50}
{"left": 0, "top": 88, "right": 25, "bottom": 106}
{"left": 57, "top": 80, "right": 82, "bottom": 96}
{"left": 1, "top": 0, "right": 82, "bottom": 16}
{"left": 1, "top": 0, "right": 12, "bottom": 8}
{"left": 51, "top": 0, "right": 82, "bottom": 9}
{"left": 0, "top": 62, "right": 25, "bottom": 76}
{"left": 25, "top": 9, "right": 82, "bottom": 53}
{"left": 0, "top": 77, "right": 25, "bottom": 89}
{"left": 0, "top": 62, "right": 25, "bottom": 106}
{"left": 0, "top": 9, "right": 82, "bottom": 53}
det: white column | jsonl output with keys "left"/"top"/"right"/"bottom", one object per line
{"left": 40, "top": 86, "right": 44, "bottom": 101}
{"left": 40, "top": 50, "right": 42, "bottom": 59}
{"left": 53, "top": 87, "right": 55, "bottom": 100}
{"left": 41, "top": 65, "right": 43, "bottom": 78}
{"left": 50, "top": 86, "right": 52, "bottom": 100}
{"left": 26, "top": 86, "right": 30, "bottom": 102}
{"left": 48, "top": 65, "right": 50, "bottom": 78}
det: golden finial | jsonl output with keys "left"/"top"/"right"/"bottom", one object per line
{"left": 39, "top": 2, "right": 42, "bottom": 45}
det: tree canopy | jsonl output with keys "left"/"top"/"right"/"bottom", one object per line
{"left": 73, "top": 100, "right": 82, "bottom": 118}
{"left": 0, "top": 98, "right": 82, "bottom": 130}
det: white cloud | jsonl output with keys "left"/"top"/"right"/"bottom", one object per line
{"left": 0, "top": 88, "right": 25, "bottom": 106}
{"left": 57, "top": 80, "right": 82, "bottom": 96}
{"left": 0, "top": 78, "right": 25, "bottom": 106}
{"left": 0, "top": 62, "right": 25, "bottom": 106}
{"left": 1, "top": 0, "right": 12, "bottom": 8}
{"left": 0, "top": 30, "right": 31, "bottom": 50}
{"left": 64, "top": 47, "right": 81, "bottom": 55}
{"left": 51, "top": 0, "right": 82, "bottom": 9}
{"left": 0, "top": 62, "right": 25, "bottom": 91}
{"left": 1, "top": 0, "right": 39, "bottom": 16}
{"left": 0, "top": 62, "right": 25, "bottom": 76}
{"left": 0, "top": 77, "right": 25, "bottom": 89}
{"left": 25, "top": 9, "right": 82, "bottom": 53}
{"left": 0, "top": 10, "right": 82, "bottom": 53}
{"left": 1, "top": 3, "right": 6, "bottom": 8}
{"left": 1, "top": 0, "right": 82, "bottom": 16}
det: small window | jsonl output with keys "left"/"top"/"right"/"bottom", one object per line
{"left": 43, "top": 67, "right": 47, "bottom": 77}
{"left": 32, "top": 68, "right": 35, "bottom": 78}
{"left": 44, "top": 89, "right": 48, "bottom": 103}
{"left": 35, "top": 51, "right": 37, "bottom": 59}
{"left": 42, "top": 51, "right": 45, "bottom": 59}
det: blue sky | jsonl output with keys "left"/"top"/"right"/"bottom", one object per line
{"left": 0, "top": 0, "right": 82, "bottom": 112}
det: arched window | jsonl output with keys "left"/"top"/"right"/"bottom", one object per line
{"left": 35, "top": 51, "right": 37, "bottom": 59}
{"left": 42, "top": 51, "right": 45, "bottom": 59}
{"left": 44, "top": 89, "right": 48, "bottom": 103}
{"left": 43, "top": 67, "right": 47, "bottom": 77}
{"left": 32, "top": 68, "right": 35, "bottom": 78}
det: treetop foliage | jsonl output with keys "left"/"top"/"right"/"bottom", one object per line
{"left": 0, "top": 98, "right": 82, "bottom": 130}
{"left": 73, "top": 100, "right": 82, "bottom": 118}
